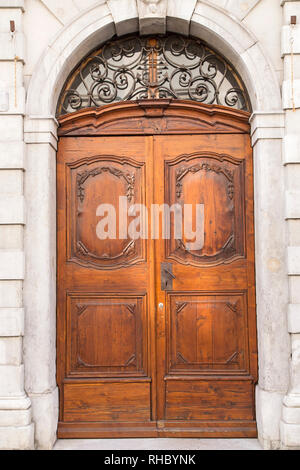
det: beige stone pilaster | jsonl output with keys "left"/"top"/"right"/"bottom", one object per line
{"left": 281, "top": 0, "right": 300, "bottom": 450}
{"left": 250, "top": 111, "right": 290, "bottom": 450}
{"left": 24, "top": 117, "right": 59, "bottom": 450}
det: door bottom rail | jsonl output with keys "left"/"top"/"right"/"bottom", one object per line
{"left": 57, "top": 420, "right": 258, "bottom": 439}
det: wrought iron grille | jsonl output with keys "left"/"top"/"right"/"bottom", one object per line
{"left": 57, "top": 34, "right": 251, "bottom": 116}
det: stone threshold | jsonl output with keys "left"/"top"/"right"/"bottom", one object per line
{"left": 53, "top": 438, "right": 262, "bottom": 451}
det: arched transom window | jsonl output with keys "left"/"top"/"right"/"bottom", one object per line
{"left": 57, "top": 34, "right": 251, "bottom": 116}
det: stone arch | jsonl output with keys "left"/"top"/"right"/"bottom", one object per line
{"left": 26, "top": 1, "right": 281, "bottom": 116}
{"left": 24, "top": 0, "right": 289, "bottom": 450}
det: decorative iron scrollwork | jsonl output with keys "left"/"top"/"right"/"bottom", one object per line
{"left": 57, "top": 34, "right": 251, "bottom": 116}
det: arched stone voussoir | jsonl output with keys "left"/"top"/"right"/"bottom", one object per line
{"left": 107, "top": 0, "right": 198, "bottom": 37}
{"left": 167, "top": 0, "right": 197, "bottom": 36}
{"left": 107, "top": 0, "right": 139, "bottom": 36}
{"left": 137, "top": 0, "right": 167, "bottom": 35}
{"left": 191, "top": 2, "right": 281, "bottom": 111}
{"left": 224, "top": 0, "right": 261, "bottom": 21}
{"left": 27, "top": 2, "right": 116, "bottom": 117}
{"left": 207, "top": 0, "right": 261, "bottom": 21}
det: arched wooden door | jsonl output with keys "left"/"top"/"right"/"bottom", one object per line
{"left": 56, "top": 100, "right": 258, "bottom": 438}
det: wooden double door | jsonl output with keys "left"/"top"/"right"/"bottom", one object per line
{"left": 57, "top": 101, "right": 258, "bottom": 438}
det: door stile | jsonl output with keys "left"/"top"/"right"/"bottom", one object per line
{"left": 153, "top": 135, "right": 168, "bottom": 423}
{"left": 146, "top": 136, "right": 158, "bottom": 422}
{"left": 57, "top": 137, "right": 68, "bottom": 421}
{"left": 244, "top": 135, "right": 258, "bottom": 383}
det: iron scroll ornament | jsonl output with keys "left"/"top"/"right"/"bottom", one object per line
{"left": 57, "top": 34, "right": 251, "bottom": 116}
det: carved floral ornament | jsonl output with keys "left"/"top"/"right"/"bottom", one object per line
{"left": 77, "top": 166, "right": 135, "bottom": 203}
{"left": 57, "top": 34, "right": 251, "bottom": 116}
{"left": 175, "top": 162, "right": 234, "bottom": 200}
{"left": 141, "top": 0, "right": 163, "bottom": 14}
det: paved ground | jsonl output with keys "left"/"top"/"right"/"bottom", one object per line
{"left": 54, "top": 438, "right": 262, "bottom": 451}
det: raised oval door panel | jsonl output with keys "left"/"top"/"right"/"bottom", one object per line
{"left": 154, "top": 134, "right": 257, "bottom": 436}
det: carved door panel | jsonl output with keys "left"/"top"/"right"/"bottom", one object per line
{"left": 154, "top": 134, "right": 257, "bottom": 434}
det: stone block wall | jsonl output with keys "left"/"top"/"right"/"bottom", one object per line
{"left": 0, "top": 0, "right": 34, "bottom": 450}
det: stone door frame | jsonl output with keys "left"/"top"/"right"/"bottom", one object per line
{"left": 24, "top": 1, "right": 289, "bottom": 449}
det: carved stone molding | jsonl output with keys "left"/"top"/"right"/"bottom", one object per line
{"left": 38, "top": 1, "right": 261, "bottom": 32}
{"left": 141, "top": 0, "right": 163, "bottom": 14}
{"left": 137, "top": 0, "right": 167, "bottom": 34}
